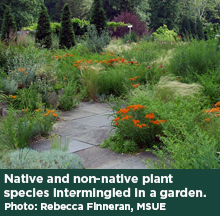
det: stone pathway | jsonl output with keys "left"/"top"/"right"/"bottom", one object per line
{"left": 30, "top": 102, "right": 157, "bottom": 169}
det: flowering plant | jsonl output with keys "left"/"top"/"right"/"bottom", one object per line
{"left": 112, "top": 104, "right": 166, "bottom": 147}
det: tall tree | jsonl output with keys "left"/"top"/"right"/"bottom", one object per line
{"left": 35, "top": 5, "right": 52, "bottom": 49}
{"left": 149, "top": 0, "right": 179, "bottom": 31}
{"left": 0, "top": 0, "right": 43, "bottom": 30}
{"left": 0, "top": 5, "right": 17, "bottom": 43}
{"left": 59, "top": 3, "right": 75, "bottom": 49}
{"left": 90, "top": 0, "right": 107, "bottom": 35}
{"left": 181, "top": 16, "right": 191, "bottom": 37}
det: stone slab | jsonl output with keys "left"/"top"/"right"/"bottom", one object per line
{"left": 60, "top": 109, "right": 96, "bottom": 121}
{"left": 30, "top": 137, "right": 93, "bottom": 153}
{"left": 75, "top": 146, "right": 147, "bottom": 169}
{"left": 68, "top": 126, "right": 114, "bottom": 146}
{"left": 79, "top": 102, "right": 113, "bottom": 114}
{"left": 75, "top": 113, "right": 113, "bottom": 127}
{"left": 52, "top": 121, "right": 97, "bottom": 136}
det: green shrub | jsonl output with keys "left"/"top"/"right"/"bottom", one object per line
{"left": 85, "top": 24, "right": 110, "bottom": 53}
{"left": 3, "top": 108, "right": 57, "bottom": 148}
{"left": 169, "top": 40, "right": 220, "bottom": 79}
{"left": 149, "top": 127, "right": 220, "bottom": 169}
{"left": 35, "top": 5, "right": 52, "bottom": 49}
{"left": 101, "top": 134, "right": 139, "bottom": 154}
{"left": 0, "top": 148, "right": 84, "bottom": 169}
{"left": 123, "top": 32, "right": 139, "bottom": 43}
{"left": 58, "top": 80, "right": 78, "bottom": 110}
{"left": 59, "top": 4, "right": 75, "bottom": 49}
{"left": 152, "top": 24, "right": 178, "bottom": 41}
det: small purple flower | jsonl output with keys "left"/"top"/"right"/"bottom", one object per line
{"left": 164, "top": 42, "right": 166, "bottom": 44}
{"left": 81, "top": 50, "right": 82, "bottom": 52}
{"left": 147, "top": 66, "right": 151, "bottom": 69}
{"left": 155, "top": 44, "right": 157, "bottom": 46}
{"left": 159, "top": 65, "right": 163, "bottom": 68}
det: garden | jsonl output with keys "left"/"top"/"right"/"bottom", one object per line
{"left": 0, "top": 0, "right": 220, "bottom": 169}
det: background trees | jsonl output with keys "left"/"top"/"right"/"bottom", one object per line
{"left": 0, "top": 0, "right": 43, "bottom": 30}
{"left": 0, "top": 5, "right": 16, "bottom": 43}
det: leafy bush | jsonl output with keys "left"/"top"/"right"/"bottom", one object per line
{"left": 58, "top": 80, "right": 78, "bottom": 110}
{"left": 169, "top": 39, "right": 220, "bottom": 79}
{"left": 109, "top": 104, "right": 166, "bottom": 148}
{"left": 85, "top": 24, "right": 110, "bottom": 53}
{"left": 3, "top": 108, "right": 57, "bottom": 148}
{"left": 101, "top": 134, "right": 139, "bottom": 154}
{"left": 123, "top": 32, "right": 139, "bottom": 43}
{"left": 152, "top": 24, "right": 178, "bottom": 41}
{"left": 111, "top": 11, "right": 147, "bottom": 38}
{"left": 0, "top": 148, "right": 84, "bottom": 169}
{"left": 150, "top": 127, "right": 220, "bottom": 169}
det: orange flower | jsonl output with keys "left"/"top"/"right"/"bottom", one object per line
{"left": 146, "top": 113, "right": 155, "bottom": 119}
{"left": 159, "top": 120, "right": 166, "bottom": 123}
{"left": 52, "top": 113, "right": 58, "bottom": 117}
{"left": 205, "top": 118, "right": 210, "bottom": 122}
{"left": 64, "top": 77, "right": 67, "bottom": 80}
{"left": 101, "top": 52, "right": 105, "bottom": 55}
{"left": 51, "top": 110, "right": 55, "bottom": 113}
{"left": 130, "top": 78, "right": 135, "bottom": 81}
{"left": 114, "top": 117, "right": 120, "bottom": 122}
{"left": 77, "top": 66, "right": 82, "bottom": 68}
{"left": 215, "top": 102, "right": 220, "bottom": 107}
{"left": 75, "top": 60, "right": 84, "bottom": 64}
{"left": 215, "top": 114, "right": 220, "bottom": 117}
{"left": 115, "top": 122, "right": 118, "bottom": 126}
{"left": 152, "top": 120, "right": 160, "bottom": 125}
{"left": 70, "top": 54, "right": 74, "bottom": 57}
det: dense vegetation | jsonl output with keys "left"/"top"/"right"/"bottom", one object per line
{"left": 0, "top": 0, "right": 220, "bottom": 169}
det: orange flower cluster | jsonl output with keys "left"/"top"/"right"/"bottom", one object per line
{"left": 51, "top": 53, "right": 73, "bottom": 60}
{"left": 132, "top": 83, "right": 140, "bottom": 88}
{"left": 43, "top": 109, "right": 58, "bottom": 117}
{"left": 9, "top": 95, "right": 17, "bottom": 99}
{"left": 203, "top": 102, "right": 220, "bottom": 121}
{"left": 114, "top": 104, "right": 166, "bottom": 129}
{"left": 22, "top": 109, "right": 28, "bottom": 112}
{"left": 18, "top": 68, "right": 27, "bottom": 72}
{"left": 130, "top": 76, "right": 140, "bottom": 81}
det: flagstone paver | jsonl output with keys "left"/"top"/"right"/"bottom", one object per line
{"left": 30, "top": 102, "right": 157, "bottom": 169}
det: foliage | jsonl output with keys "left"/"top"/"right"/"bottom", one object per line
{"left": 58, "top": 80, "right": 78, "bottom": 110}
{"left": 180, "top": 16, "right": 191, "bottom": 37}
{"left": 85, "top": 24, "right": 110, "bottom": 53}
{"left": 3, "top": 108, "right": 57, "bottom": 148}
{"left": 0, "top": 0, "right": 43, "bottom": 31}
{"left": 90, "top": 0, "right": 107, "bottom": 35}
{"left": 109, "top": 103, "right": 166, "bottom": 148}
{"left": 101, "top": 133, "right": 139, "bottom": 154}
{"left": 0, "top": 5, "right": 17, "bottom": 44}
{"left": 35, "top": 5, "right": 52, "bottom": 49}
{"left": 196, "top": 16, "right": 205, "bottom": 40}
{"left": 111, "top": 11, "right": 147, "bottom": 38}
{"left": 150, "top": 127, "right": 220, "bottom": 169}
{"left": 59, "top": 4, "right": 75, "bottom": 49}
{"left": 149, "top": 0, "right": 179, "bottom": 31}
{"left": 169, "top": 39, "right": 220, "bottom": 79}
{"left": 50, "top": 134, "right": 69, "bottom": 151}
{"left": 0, "top": 148, "right": 84, "bottom": 169}
{"left": 123, "top": 32, "right": 139, "bottom": 43}
{"left": 152, "top": 24, "right": 178, "bottom": 42}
